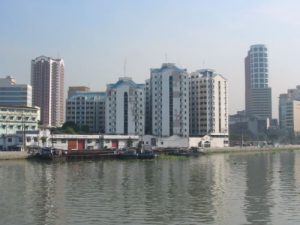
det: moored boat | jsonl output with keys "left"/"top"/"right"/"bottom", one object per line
{"left": 117, "top": 148, "right": 138, "bottom": 159}
{"left": 137, "top": 150, "right": 156, "bottom": 159}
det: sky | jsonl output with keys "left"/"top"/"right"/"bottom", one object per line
{"left": 1, "top": 0, "right": 300, "bottom": 118}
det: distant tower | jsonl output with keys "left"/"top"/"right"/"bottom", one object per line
{"left": 31, "top": 56, "right": 65, "bottom": 127}
{"left": 245, "top": 44, "right": 272, "bottom": 119}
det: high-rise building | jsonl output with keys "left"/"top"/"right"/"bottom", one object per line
{"left": 279, "top": 86, "right": 300, "bottom": 135}
{"left": 31, "top": 56, "right": 65, "bottom": 127}
{"left": 189, "top": 69, "right": 228, "bottom": 137}
{"left": 150, "top": 63, "right": 189, "bottom": 137}
{"left": 245, "top": 44, "right": 272, "bottom": 119}
{"left": 68, "top": 86, "right": 90, "bottom": 98}
{"left": 0, "top": 76, "right": 32, "bottom": 107}
{"left": 105, "top": 77, "right": 145, "bottom": 135}
{"left": 66, "top": 91, "right": 106, "bottom": 133}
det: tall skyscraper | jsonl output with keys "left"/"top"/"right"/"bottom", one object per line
{"left": 245, "top": 44, "right": 272, "bottom": 119}
{"left": 150, "top": 63, "right": 189, "bottom": 137}
{"left": 31, "top": 56, "right": 65, "bottom": 127}
{"left": 0, "top": 76, "right": 32, "bottom": 107}
{"left": 105, "top": 77, "right": 145, "bottom": 135}
{"left": 189, "top": 69, "right": 228, "bottom": 137}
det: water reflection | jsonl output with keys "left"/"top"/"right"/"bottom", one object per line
{"left": 243, "top": 154, "right": 274, "bottom": 225}
{"left": 1, "top": 152, "right": 300, "bottom": 225}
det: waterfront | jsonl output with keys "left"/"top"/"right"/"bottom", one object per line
{"left": 1, "top": 151, "right": 300, "bottom": 224}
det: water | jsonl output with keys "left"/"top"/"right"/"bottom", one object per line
{"left": 1, "top": 151, "right": 300, "bottom": 225}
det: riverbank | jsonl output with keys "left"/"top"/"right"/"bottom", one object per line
{"left": 0, "top": 151, "right": 30, "bottom": 160}
{"left": 1, "top": 145, "right": 300, "bottom": 160}
{"left": 202, "top": 145, "right": 300, "bottom": 154}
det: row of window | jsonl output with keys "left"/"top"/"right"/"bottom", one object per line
{"left": 1, "top": 116, "right": 36, "bottom": 121}
{"left": 1, "top": 125, "right": 36, "bottom": 130}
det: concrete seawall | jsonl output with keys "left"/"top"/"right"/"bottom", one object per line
{"left": 0, "top": 151, "right": 30, "bottom": 160}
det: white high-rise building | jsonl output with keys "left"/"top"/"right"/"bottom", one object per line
{"left": 150, "top": 63, "right": 189, "bottom": 137}
{"left": 189, "top": 69, "right": 228, "bottom": 137}
{"left": 105, "top": 77, "right": 145, "bottom": 135}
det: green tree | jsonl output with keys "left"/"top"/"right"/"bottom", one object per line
{"left": 64, "top": 127, "right": 76, "bottom": 134}
{"left": 127, "top": 138, "right": 133, "bottom": 147}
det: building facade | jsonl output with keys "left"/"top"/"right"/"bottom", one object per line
{"left": 31, "top": 56, "right": 65, "bottom": 127}
{"left": 279, "top": 86, "right": 300, "bottom": 135}
{"left": 105, "top": 77, "right": 145, "bottom": 135}
{"left": 150, "top": 63, "right": 189, "bottom": 137}
{"left": 0, "top": 76, "right": 32, "bottom": 107}
{"left": 0, "top": 105, "right": 40, "bottom": 136}
{"left": 66, "top": 91, "right": 106, "bottom": 133}
{"left": 189, "top": 69, "right": 228, "bottom": 137}
{"left": 145, "top": 79, "right": 152, "bottom": 134}
{"left": 0, "top": 131, "right": 140, "bottom": 151}
{"left": 245, "top": 44, "right": 272, "bottom": 119}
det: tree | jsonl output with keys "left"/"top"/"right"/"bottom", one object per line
{"left": 61, "top": 121, "right": 79, "bottom": 132}
{"left": 40, "top": 136, "right": 47, "bottom": 147}
{"left": 127, "top": 138, "right": 133, "bottom": 147}
{"left": 64, "top": 127, "right": 76, "bottom": 134}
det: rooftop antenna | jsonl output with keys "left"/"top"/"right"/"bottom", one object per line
{"left": 123, "top": 59, "right": 127, "bottom": 76}
{"left": 165, "top": 53, "right": 168, "bottom": 62}
{"left": 202, "top": 60, "right": 205, "bottom": 69}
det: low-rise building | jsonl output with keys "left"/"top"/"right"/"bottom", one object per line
{"left": 0, "top": 105, "right": 40, "bottom": 136}
{"left": 0, "top": 131, "right": 140, "bottom": 150}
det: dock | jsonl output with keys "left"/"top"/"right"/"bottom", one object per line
{"left": 0, "top": 151, "right": 30, "bottom": 160}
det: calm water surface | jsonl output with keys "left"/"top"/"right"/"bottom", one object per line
{"left": 1, "top": 151, "right": 300, "bottom": 225}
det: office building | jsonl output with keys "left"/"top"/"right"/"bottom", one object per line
{"left": 0, "top": 105, "right": 40, "bottom": 136}
{"left": 0, "top": 76, "right": 32, "bottom": 107}
{"left": 189, "top": 69, "right": 228, "bottom": 137}
{"left": 66, "top": 91, "right": 106, "bottom": 133}
{"left": 150, "top": 63, "right": 189, "bottom": 137}
{"left": 31, "top": 56, "right": 65, "bottom": 127}
{"left": 279, "top": 86, "right": 300, "bottom": 135}
{"left": 105, "top": 77, "right": 145, "bottom": 135}
{"left": 245, "top": 44, "right": 272, "bottom": 119}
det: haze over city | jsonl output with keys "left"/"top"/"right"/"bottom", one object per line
{"left": 1, "top": 0, "right": 300, "bottom": 117}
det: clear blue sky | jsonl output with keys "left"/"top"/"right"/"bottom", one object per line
{"left": 1, "top": 0, "right": 300, "bottom": 118}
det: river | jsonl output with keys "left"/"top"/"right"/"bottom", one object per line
{"left": 1, "top": 151, "right": 300, "bottom": 225}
